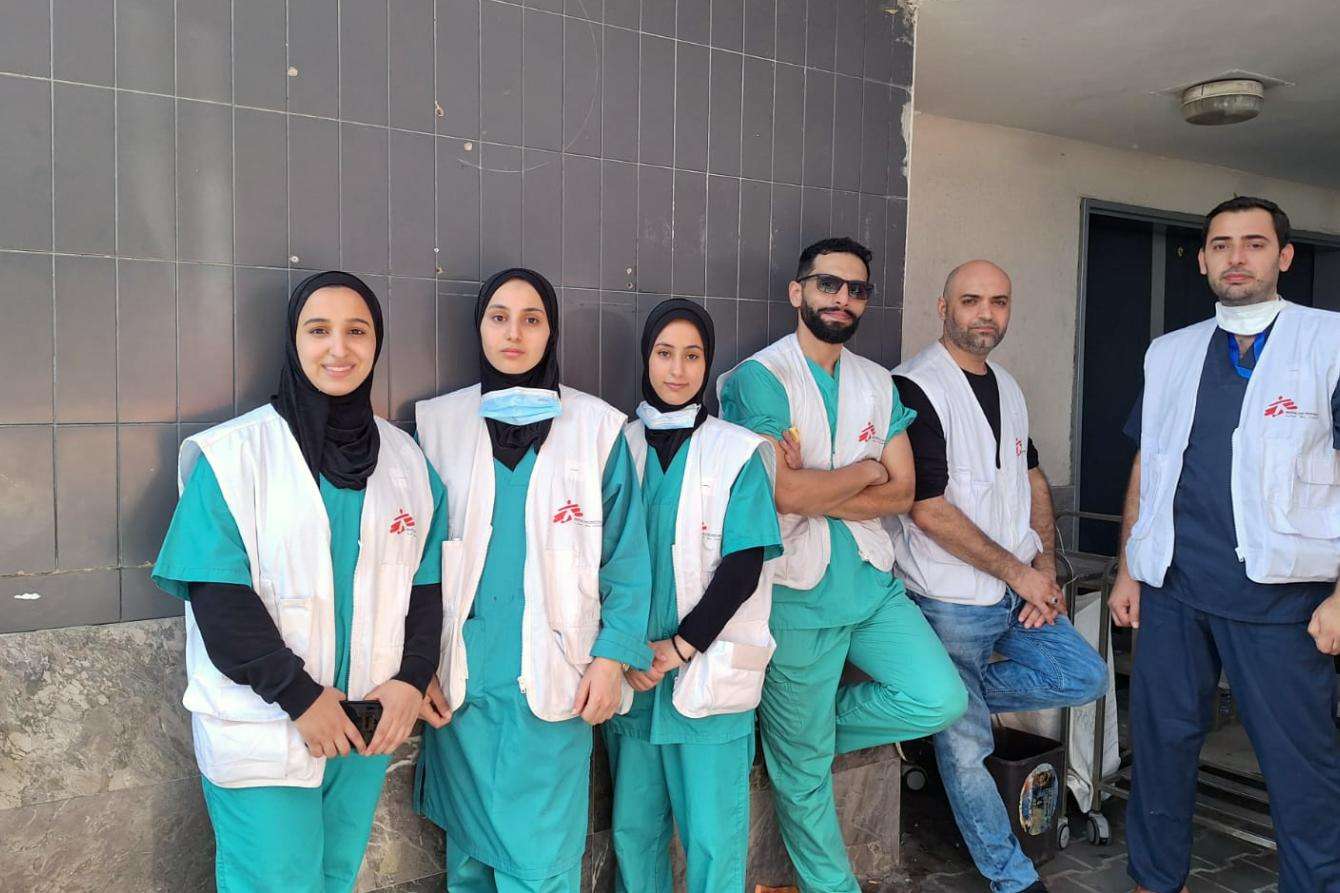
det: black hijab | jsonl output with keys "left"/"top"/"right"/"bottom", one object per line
{"left": 271, "top": 271, "right": 384, "bottom": 490}
{"left": 476, "top": 268, "right": 561, "bottom": 470}
{"left": 640, "top": 299, "right": 714, "bottom": 471}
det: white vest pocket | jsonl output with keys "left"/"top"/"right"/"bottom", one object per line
{"left": 672, "top": 632, "right": 775, "bottom": 719}
{"left": 771, "top": 514, "right": 826, "bottom": 589}
{"left": 1267, "top": 450, "right": 1340, "bottom": 539}
{"left": 192, "top": 713, "right": 290, "bottom": 786}
{"left": 542, "top": 547, "right": 600, "bottom": 667}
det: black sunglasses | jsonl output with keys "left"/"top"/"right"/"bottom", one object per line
{"left": 796, "top": 273, "right": 876, "bottom": 301}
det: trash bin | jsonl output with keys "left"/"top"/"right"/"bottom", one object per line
{"left": 985, "top": 726, "right": 1065, "bottom": 864}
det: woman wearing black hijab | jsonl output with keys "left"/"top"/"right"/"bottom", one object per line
{"left": 152, "top": 271, "right": 450, "bottom": 892}
{"left": 413, "top": 268, "right": 653, "bottom": 892}
{"left": 602, "top": 299, "right": 784, "bottom": 893}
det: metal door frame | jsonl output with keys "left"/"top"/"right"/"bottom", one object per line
{"left": 1069, "top": 199, "right": 1340, "bottom": 525}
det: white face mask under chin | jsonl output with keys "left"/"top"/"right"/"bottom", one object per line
{"left": 636, "top": 401, "right": 700, "bottom": 430}
{"left": 1215, "top": 296, "right": 1284, "bottom": 336}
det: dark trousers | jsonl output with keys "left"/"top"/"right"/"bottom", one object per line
{"left": 1126, "top": 589, "right": 1340, "bottom": 892}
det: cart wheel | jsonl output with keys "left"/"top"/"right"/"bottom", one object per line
{"left": 1086, "top": 813, "right": 1111, "bottom": 846}
{"left": 902, "top": 764, "right": 928, "bottom": 792}
{"left": 1057, "top": 821, "right": 1071, "bottom": 850}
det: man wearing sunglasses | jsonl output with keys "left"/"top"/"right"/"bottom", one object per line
{"left": 718, "top": 237, "right": 967, "bottom": 892}
{"left": 891, "top": 260, "right": 1107, "bottom": 893}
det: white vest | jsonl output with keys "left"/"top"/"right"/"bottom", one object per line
{"left": 416, "top": 384, "right": 632, "bottom": 722}
{"left": 177, "top": 404, "right": 434, "bottom": 788}
{"left": 1127, "top": 301, "right": 1340, "bottom": 586}
{"left": 889, "top": 342, "right": 1041, "bottom": 605}
{"left": 718, "top": 333, "right": 896, "bottom": 590}
{"left": 625, "top": 417, "right": 778, "bottom": 718}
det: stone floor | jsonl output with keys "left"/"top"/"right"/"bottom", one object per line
{"left": 890, "top": 763, "right": 1279, "bottom": 893}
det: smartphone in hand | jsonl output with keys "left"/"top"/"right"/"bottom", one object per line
{"left": 340, "top": 699, "right": 384, "bottom": 747}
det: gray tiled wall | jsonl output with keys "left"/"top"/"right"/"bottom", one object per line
{"left": 0, "top": 0, "right": 914, "bottom": 633}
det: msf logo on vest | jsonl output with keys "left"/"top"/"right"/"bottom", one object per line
{"left": 858, "top": 422, "right": 877, "bottom": 443}
{"left": 389, "top": 510, "right": 416, "bottom": 536}
{"left": 552, "top": 501, "right": 584, "bottom": 524}
{"left": 1264, "top": 395, "right": 1317, "bottom": 420}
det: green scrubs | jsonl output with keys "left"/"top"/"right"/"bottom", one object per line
{"left": 719, "top": 358, "right": 967, "bottom": 893}
{"left": 152, "top": 456, "right": 450, "bottom": 893}
{"left": 602, "top": 441, "right": 782, "bottom": 893}
{"left": 415, "top": 436, "right": 652, "bottom": 893}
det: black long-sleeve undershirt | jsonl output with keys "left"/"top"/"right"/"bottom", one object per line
{"left": 894, "top": 372, "right": 1039, "bottom": 502}
{"left": 675, "top": 546, "right": 765, "bottom": 653}
{"left": 187, "top": 580, "right": 443, "bottom": 721}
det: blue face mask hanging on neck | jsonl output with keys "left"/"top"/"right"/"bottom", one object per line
{"left": 636, "top": 400, "right": 701, "bottom": 430}
{"left": 478, "top": 386, "right": 562, "bottom": 425}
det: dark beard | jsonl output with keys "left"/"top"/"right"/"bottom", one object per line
{"left": 1209, "top": 274, "right": 1275, "bottom": 307}
{"left": 800, "top": 300, "right": 860, "bottom": 344}
{"left": 944, "top": 318, "right": 1001, "bottom": 356}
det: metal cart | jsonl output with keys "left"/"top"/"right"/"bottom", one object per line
{"left": 1053, "top": 510, "right": 1120, "bottom": 848}
{"left": 1054, "top": 511, "right": 1278, "bottom": 851}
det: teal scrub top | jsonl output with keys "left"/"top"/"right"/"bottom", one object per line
{"left": 719, "top": 357, "right": 915, "bottom": 630}
{"left": 416, "top": 434, "right": 652, "bottom": 880}
{"left": 152, "top": 456, "right": 450, "bottom": 692}
{"left": 605, "top": 441, "right": 782, "bottom": 745}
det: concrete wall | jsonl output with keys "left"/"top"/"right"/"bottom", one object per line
{"left": 0, "top": 2, "right": 914, "bottom": 890}
{"left": 902, "top": 112, "right": 1340, "bottom": 486}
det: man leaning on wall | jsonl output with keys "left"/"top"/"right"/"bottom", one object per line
{"left": 1111, "top": 196, "right": 1340, "bottom": 893}
{"left": 891, "top": 261, "right": 1108, "bottom": 893}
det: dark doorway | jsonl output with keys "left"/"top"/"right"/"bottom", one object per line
{"left": 1077, "top": 215, "right": 1150, "bottom": 554}
{"left": 1074, "top": 205, "right": 1340, "bottom": 554}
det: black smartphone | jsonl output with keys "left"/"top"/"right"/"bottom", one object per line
{"left": 340, "top": 699, "right": 384, "bottom": 747}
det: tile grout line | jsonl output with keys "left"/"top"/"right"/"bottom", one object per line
{"left": 385, "top": 0, "right": 393, "bottom": 417}
{"left": 668, "top": 0, "right": 679, "bottom": 297}
{"left": 476, "top": 0, "right": 484, "bottom": 286}
{"left": 173, "top": 0, "right": 182, "bottom": 519}
{"left": 0, "top": 38, "right": 907, "bottom": 98}
{"left": 732, "top": 0, "right": 746, "bottom": 320}
{"left": 48, "top": 0, "right": 59, "bottom": 573}
{"left": 827, "top": 0, "right": 838, "bottom": 235}
{"left": 112, "top": 0, "right": 124, "bottom": 595}
{"left": 591, "top": 5, "right": 603, "bottom": 393}
{"left": 234, "top": 0, "right": 246, "bottom": 420}
{"left": 432, "top": 0, "right": 440, "bottom": 396}
{"left": 766, "top": 0, "right": 777, "bottom": 306}
{"left": 632, "top": 0, "right": 643, "bottom": 321}
{"left": 703, "top": 0, "right": 713, "bottom": 302}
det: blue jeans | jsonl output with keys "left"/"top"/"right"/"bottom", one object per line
{"left": 912, "top": 590, "right": 1109, "bottom": 893}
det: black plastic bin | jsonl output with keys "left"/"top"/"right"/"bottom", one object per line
{"left": 985, "top": 726, "right": 1066, "bottom": 864}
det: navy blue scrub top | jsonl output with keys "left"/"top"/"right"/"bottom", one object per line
{"left": 1124, "top": 324, "right": 1340, "bottom": 623}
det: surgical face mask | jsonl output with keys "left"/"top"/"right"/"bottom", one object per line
{"left": 479, "top": 386, "right": 562, "bottom": 425}
{"left": 1215, "top": 296, "right": 1284, "bottom": 336}
{"left": 636, "top": 401, "right": 700, "bottom": 430}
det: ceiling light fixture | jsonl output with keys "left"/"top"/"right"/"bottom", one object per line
{"left": 1181, "top": 78, "right": 1264, "bottom": 126}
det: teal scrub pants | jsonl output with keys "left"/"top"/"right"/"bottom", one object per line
{"left": 603, "top": 729, "right": 754, "bottom": 893}
{"left": 758, "top": 590, "right": 967, "bottom": 893}
{"left": 446, "top": 847, "right": 582, "bottom": 892}
{"left": 201, "top": 752, "right": 392, "bottom": 893}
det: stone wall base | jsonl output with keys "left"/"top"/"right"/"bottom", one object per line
{"left": 1, "top": 619, "right": 901, "bottom": 892}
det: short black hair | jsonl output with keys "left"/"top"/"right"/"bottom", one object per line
{"left": 1202, "top": 196, "right": 1291, "bottom": 248}
{"left": 796, "top": 236, "right": 873, "bottom": 280}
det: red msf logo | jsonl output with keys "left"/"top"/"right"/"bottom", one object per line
{"left": 552, "top": 501, "right": 584, "bottom": 524}
{"left": 1264, "top": 395, "right": 1298, "bottom": 418}
{"left": 1015, "top": 438, "right": 1024, "bottom": 457}
{"left": 389, "top": 510, "right": 416, "bottom": 535}
{"left": 858, "top": 422, "right": 877, "bottom": 443}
